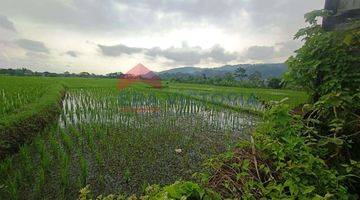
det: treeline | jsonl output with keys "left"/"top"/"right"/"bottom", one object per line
{"left": 160, "top": 68, "right": 284, "bottom": 89}
{"left": 1, "top": 67, "right": 284, "bottom": 89}
{"left": 0, "top": 68, "right": 123, "bottom": 78}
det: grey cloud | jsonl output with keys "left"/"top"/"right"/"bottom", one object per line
{"left": 206, "top": 45, "right": 237, "bottom": 63}
{"left": 15, "top": 39, "right": 49, "bottom": 53}
{"left": 0, "top": 0, "right": 158, "bottom": 32}
{"left": 0, "top": 45, "right": 50, "bottom": 69}
{"left": 275, "top": 40, "right": 302, "bottom": 57}
{"left": 117, "top": 0, "right": 245, "bottom": 23}
{"left": 0, "top": 14, "right": 16, "bottom": 31}
{"left": 245, "top": 46, "right": 276, "bottom": 60}
{"left": 98, "top": 41, "right": 303, "bottom": 65}
{"left": 1, "top": 0, "right": 243, "bottom": 33}
{"left": 98, "top": 42, "right": 238, "bottom": 65}
{"left": 244, "top": 0, "right": 324, "bottom": 36}
{"left": 65, "top": 51, "right": 79, "bottom": 57}
{"left": 98, "top": 44, "right": 145, "bottom": 57}
{"left": 117, "top": 0, "right": 323, "bottom": 33}
{"left": 243, "top": 40, "right": 303, "bottom": 62}
{"left": 157, "top": 43, "right": 203, "bottom": 65}
{"left": 0, "top": 0, "right": 324, "bottom": 35}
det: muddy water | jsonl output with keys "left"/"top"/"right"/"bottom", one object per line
{"left": 59, "top": 89, "right": 258, "bottom": 137}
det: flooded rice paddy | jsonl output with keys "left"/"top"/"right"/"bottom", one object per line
{"left": 0, "top": 87, "right": 259, "bottom": 199}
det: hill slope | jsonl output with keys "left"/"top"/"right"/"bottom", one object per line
{"left": 159, "top": 63, "right": 287, "bottom": 78}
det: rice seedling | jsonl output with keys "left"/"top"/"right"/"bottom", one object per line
{"left": 34, "top": 167, "right": 45, "bottom": 197}
{"left": 0, "top": 77, "right": 51, "bottom": 117}
{"left": 79, "top": 152, "right": 89, "bottom": 186}
{"left": 0, "top": 76, "right": 308, "bottom": 199}
{"left": 60, "top": 129, "right": 73, "bottom": 152}
{"left": 6, "top": 177, "right": 19, "bottom": 200}
{"left": 59, "top": 149, "right": 70, "bottom": 190}
{"left": 18, "top": 146, "right": 33, "bottom": 181}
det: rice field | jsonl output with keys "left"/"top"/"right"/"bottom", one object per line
{"left": 164, "top": 83, "right": 308, "bottom": 108}
{"left": 0, "top": 76, "right": 307, "bottom": 199}
{"left": 0, "top": 76, "right": 56, "bottom": 118}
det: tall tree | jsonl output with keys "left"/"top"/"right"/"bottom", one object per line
{"left": 234, "top": 67, "right": 247, "bottom": 80}
{"left": 249, "top": 71, "right": 263, "bottom": 87}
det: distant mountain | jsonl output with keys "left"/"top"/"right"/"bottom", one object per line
{"left": 159, "top": 63, "right": 287, "bottom": 78}
{"left": 159, "top": 67, "right": 204, "bottom": 74}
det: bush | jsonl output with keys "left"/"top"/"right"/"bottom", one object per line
{"left": 285, "top": 10, "right": 360, "bottom": 191}
{"left": 78, "top": 181, "right": 221, "bottom": 200}
{"left": 198, "top": 102, "right": 349, "bottom": 199}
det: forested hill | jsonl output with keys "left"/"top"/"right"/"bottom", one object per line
{"left": 159, "top": 63, "right": 287, "bottom": 78}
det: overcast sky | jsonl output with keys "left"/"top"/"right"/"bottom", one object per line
{"left": 0, "top": 0, "right": 324, "bottom": 74}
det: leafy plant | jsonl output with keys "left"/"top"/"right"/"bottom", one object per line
{"left": 286, "top": 9, "right": 360, "bottom": 194}
{"left": 200, "top": 103, "right": 349, "bottom": 199}
{"left": 78, "top": 182, "right": 221, "bottom": 200}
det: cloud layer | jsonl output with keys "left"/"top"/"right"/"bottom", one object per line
{"left": 0, "top": 14, "right": 16, "bottom": 31}
{"left": 15, "top": 39, "right": 49, "bottom": 53}
{"left": 98, "top": 42, "right": 239, "bottom": 65}
{"left": 0, "top": 0, "right": 324, "bottom": 73}
{"left": 98, "top": 41, "right": 301, "bottom": 66}
{"left": 0, "top": 0, "right": 324, "bottom": 35}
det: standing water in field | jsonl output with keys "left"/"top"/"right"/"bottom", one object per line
{"left": 60, "top": 89, "right": 257, "bottom": 133}
{"left": 0, "top": 87, "right": 258, "bottom": 199}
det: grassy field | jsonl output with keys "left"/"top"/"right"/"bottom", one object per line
{"left": 0, "top": 76, "right": 308, "bottom": 198}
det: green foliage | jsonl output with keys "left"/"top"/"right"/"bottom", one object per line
{"left": 267, "top": 77, "right": 283, "bottom": 89}
{"left": 78, "top": 182, "right": 221, "bottom": 200}
{"left": 235, "top": 67, "right": 247, "bottom": 80}
{"left": 286, "top": 10, "right": 360, "bottom": 160}
{"left": 286, "top": 9, "right": 360, "bottom": 194}
{"left": 294, "top": 10, "right": 330, "bottom": 41}
{"left": 248, "top": 71, "right": 264, "bottom": 88}
{"left": 200, "top": 103, "right": 349, "bottom": 199}
{"left": 286, "top": 10, "right": 360, "bottom": 101}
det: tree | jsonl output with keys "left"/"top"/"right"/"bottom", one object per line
{"left": 79, "top": 72, "right": 90, "bottom": 77}
{"left": 202, "top": 73, "right": 207, "bottom": 80}
{"left": 249, "top": 71, "right": 263, "bottom": 87}
{"left": 234, "top": 67, "right": 247, "bottom": 80}
{"left": 268, "top": 77, "right": 282, "bottom": 89}
{"left": 223, "top": 73, "right": 235, "bottom": 85}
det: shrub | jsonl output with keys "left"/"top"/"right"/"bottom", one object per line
{"left": 78, "top": 181, "right": 221, "bottom": 200}
{"left": 199, "top": 102, "right": 349, "bottom": 199}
